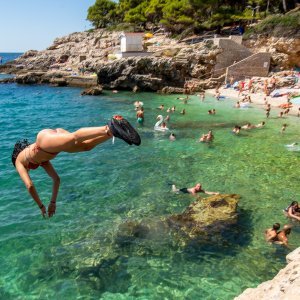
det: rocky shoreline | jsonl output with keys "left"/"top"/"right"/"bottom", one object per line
{"left": 1, "top": 29, "right": 299, "bottom": 94}
{"left": 0, "top": 30, "right": 221, "bottom": 92}
{"left": 235, "top": 247, "right": 300, "bottom": 300}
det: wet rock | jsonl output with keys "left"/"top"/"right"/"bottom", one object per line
{"left": 160, "top": 86, "right": 185, "bottom": 94}
{"left": 15, "top": 71, "right": 45, "bottom": 84}
{"left": 167, "top": 194, "right": 239, "bottom": 238}
{"left": 0, "top": 77, "right": 15, "bottom": 84}
{"left": 114, "top": 194, "right": 239, "bottom": 253}
{"left": 81, "top": 86, "right": 103, "bottom": 96}
{"left": 49, "top": 77, "right": 68, "bottom": 86}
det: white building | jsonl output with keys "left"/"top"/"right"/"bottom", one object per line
{"left": 114, "top": 32, "right": 152, "bottom": 59}
{"left": 120, "top": 32, "right": 144, "bottom": 52}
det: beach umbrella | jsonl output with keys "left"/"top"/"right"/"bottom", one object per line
{"left": 144, "top": 33, "right": 153, "bottom": 39}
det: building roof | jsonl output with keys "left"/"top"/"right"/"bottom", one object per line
{"left": 120, "top": 32, "right": 144, "bottom": 37}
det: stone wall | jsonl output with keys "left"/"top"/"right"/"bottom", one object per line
{"left": 66, "top": 76, "right": 98, "bottom": 87}
{"left": 213, "top": 38, "right": 252, "bottom": 77}
{"left": 226, "top": 52, "right": 271, "bottom": 81}
{"left": 235, "top": 247, "right": 300, "bottom": 300}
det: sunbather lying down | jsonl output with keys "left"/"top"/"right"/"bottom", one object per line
{"left": 12, "top": 115, "right": 141, "bottom": 217}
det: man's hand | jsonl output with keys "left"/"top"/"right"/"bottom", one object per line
{"left": 40, "top": 204, "right": 47, "bottom": 218}
{"left": 48, "top": 202, "right": 56, "bottom": 218}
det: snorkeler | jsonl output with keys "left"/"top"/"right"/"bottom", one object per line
{"left": 172, "top": 183, "right": 219, "bottom": 195}
{"left": 12, "top": 116, "right": 141, "bottom": 218}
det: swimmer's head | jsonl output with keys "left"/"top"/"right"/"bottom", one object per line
{"left": 12, "top": 139, "right": 30, "bottom": 167}
{"left": 195, "top": 183, "right": 202, "bottom": 191}
{"left": 273, "top": 223, "right": 280, "bottom": 230}
{"left": 291, "top": 201, "right": 298, "bottom": 207}
{"left": 283, "top": 224, "right": 292, "bottom": 234}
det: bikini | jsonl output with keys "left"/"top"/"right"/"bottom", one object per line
{"left": 25, "top": 144, "right": 58, "bottom": 170}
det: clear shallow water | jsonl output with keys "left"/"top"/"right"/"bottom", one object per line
{"left": 1, "top": 58, "right": 300, "bottom": 299}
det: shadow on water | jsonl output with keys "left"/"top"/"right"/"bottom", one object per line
{"left": 28, "top": 208, "right": 256, "bottom": 297}
{"left": 182, "top": 208, "right": 254, "bottom": 260}
{"left": 76, "top": 255, "right": 132, "bottom": 294}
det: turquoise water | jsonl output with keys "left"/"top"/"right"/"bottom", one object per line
{"left": 1, "top": 58, "right": 300, "bottom": 299}
{"left": 0, "top": 52, "right": 22, "bottom": 65}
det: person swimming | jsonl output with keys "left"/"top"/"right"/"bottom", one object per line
{"left": 172, "top": 183, "right": 219, "bottom": 195}
{"left": 281, "top": 123, "right": 287, "bottom": 134}
{"left": 241, "top": 123, "right": 256, "bottom": 130}
{"left": 265, "top": 223, "right": 280, "bottom": 243}
{"left": 232, "top": 125, "right": 241, "bottom": 134}
{"left": 199, "top": 130, "right": 214, "bottom": 142}
{"left": 274, "top": 225, "right": 292, "bottom": 246}
{"left": 255, "top": 121, "right": 265, "bottom": 128}
{"left": 169, "top": 133, "right": 176, "bottom": 141}
{"left": 136, "top": 107, "right": 144, "bottom": 124}
{"left": 284, "top": 201, "right": 300, "bottom": 221}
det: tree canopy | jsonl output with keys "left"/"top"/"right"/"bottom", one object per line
{"left": 86, "top": 0, "right": 300, "bottom": 33}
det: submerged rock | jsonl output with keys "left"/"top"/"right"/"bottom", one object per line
{"left": 167, "top": 194, "right": 239, "bottom": 238}
{"left": 115, "top": 194, "right": 239, "bottom": 252}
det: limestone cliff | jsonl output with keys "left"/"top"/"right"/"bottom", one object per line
{"left": 235, "top": 247, "right": 300, "bottom": 300}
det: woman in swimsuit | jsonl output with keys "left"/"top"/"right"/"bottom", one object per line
{"left": 285, "top": 201, "right": 300, "bottom": 221}
{"left": 12, "top": 116, "right": 140, "bottom": 218}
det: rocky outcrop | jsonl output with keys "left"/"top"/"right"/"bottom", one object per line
{"left": 115, "top": 194, "right": 239, "bottom": 250}
{"left": 97, "top": 44, "right": 218, "bottom": 91}
{"left": 0, "top": 30, "right": 219, "bottom": 91}
{"left": 167, "top": 193, "right": 239, "bottom": 238}
{"left": 244, "top": 37, "right": 300, "bottom": 69}
{"left": 1, "top": 27, "right": 298, "bottom": 91}
{"left": 235, "top": 247, "right": 300, "bottom": 300}
{"left": 81, "top": 85, "right": 103, "bottom": 96}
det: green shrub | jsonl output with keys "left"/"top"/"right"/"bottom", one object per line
{"left": 246, "top": 11, "right": 300, "bottom": 37}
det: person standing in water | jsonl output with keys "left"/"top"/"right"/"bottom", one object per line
{"left": 136, "top": 107, "right": 144, "bottom": 124}
{"left": 281, "top": 123, "right": 287, "bottom": 134}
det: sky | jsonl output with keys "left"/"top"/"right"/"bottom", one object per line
{"left": 0, "top": 0, "right": 96, "bottom": 52}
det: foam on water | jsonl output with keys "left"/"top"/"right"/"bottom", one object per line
{"left": 0, "top": 74, "right": 300, "bottom": 299}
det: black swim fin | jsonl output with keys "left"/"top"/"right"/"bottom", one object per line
{"left": 108, "top": 115, "right": 141, "bottom": 146}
